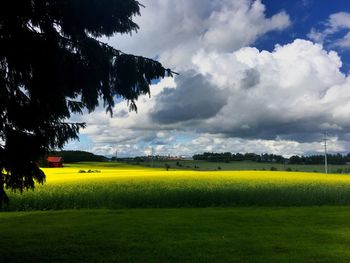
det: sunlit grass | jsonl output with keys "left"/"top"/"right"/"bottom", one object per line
{"left": 4, "top": 162, "right": 350, "bottom": 210}
{"left": 2, "top": 207, "right": 350, "bottom": 262}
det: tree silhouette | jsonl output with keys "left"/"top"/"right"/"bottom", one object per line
{"left": 0, "top": 0, "right": 173, "bottom": 204}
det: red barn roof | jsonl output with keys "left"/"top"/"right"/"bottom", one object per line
{"left": 47, "top": 157, "right": 63, "bottom": 163}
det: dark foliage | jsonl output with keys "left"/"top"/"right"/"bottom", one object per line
{"left": 0, "top": 0, "right": 172, "bottom": 204}
{"left": 41, "top": 150, "right": 108, "bottom": 165}
{"left": 193, "top": 152, "right": 350, "bottom": 165}
{"left": 193, "top": 152, "right": 286, "bottom": 163}
{"left": 164, "top": 163, "right": 170, "bottom": 171}
{"left": 289, "top": 153, "right": 350, "bottom": 165}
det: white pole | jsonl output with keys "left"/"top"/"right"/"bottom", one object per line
{"left": 324, "top": 132, "right": 328, "bottom": 174}
{"left": 151, "top": 147, "right": 154, "bottom": 168}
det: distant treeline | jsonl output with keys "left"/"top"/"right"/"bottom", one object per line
{"left": 193, "top": 152, "right": 285, "bottom": 163}
{"left": 46, "top": 150, "right": 108, "bottom": 163}
{"left": 289, "top": 154, "right": 350, "bottom": 165}
{"left": 193, "top": 152, "right": 350, "bottom": 165}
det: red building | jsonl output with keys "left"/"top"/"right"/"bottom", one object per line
{"left": 47, "top": 157, "right": 63, "bottom": 167}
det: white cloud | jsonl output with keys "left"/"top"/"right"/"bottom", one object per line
{"left": 67, "top": 38, "right": 350, "bottom": 157}
{"left": 329, "top": 12, "right": 350, "bottom": 29}
{"left": 65, "top": 2, "right": 350, "bottom": 157}
{"left": 106, "top": 0, "right": 290, "bottom": 70}
{"left": 336, "top": 32, "right": 350, "bottom": 48}
{"left": 66, "top": 132, "right": 348, "bottom": 158}
{"left": 201, "top": 1, "right": 289, "bottom": 51}
{"left": 176, "top": 40, "right": 348, "bottom": 141}
{"left": 308, "top": 12, "right": 350, "bottom": 49}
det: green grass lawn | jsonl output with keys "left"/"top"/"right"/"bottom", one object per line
{"left": 1, "top": 207, "right": 350, "bottom": 262}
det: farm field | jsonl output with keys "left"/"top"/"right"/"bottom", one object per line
{"left": 136, "top": 159, "right": 350, "bottom": 173}
{"left": 3, "top": 162, "right": 350, "bottom": 262}
{"left": 3, "top": 162, "right": 350, "bottom": 210}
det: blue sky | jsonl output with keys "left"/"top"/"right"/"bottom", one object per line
{"left": 66, "top": 0, "right": 350, "bottom": 157}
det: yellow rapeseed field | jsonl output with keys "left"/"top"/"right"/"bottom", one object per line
{"left": 42, "top": 164, "right": 350, "bottom": 186}
{"left": 4, "top": 162, "right": 350, "bottom": 211}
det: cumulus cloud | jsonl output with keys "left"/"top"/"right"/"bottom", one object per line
{"left": 107, "top": 0, "right": 290, "bottom": 69}
{"left": 66, "top": 132, "right": 348, "bottom": 158}
{"left": 65, "top": 1, "right": 350, "bottom": 157}
{"left": 189, "top": 39, "right": 348, "bottom": 141}
{"left": 308, "top": 12, "right": 350, "bottom": 49}
{"left": 141, "top": 40, "right": 348, "bottom": 143}
{"left": 67, "top": 39, "right": 350, "bottom": 157}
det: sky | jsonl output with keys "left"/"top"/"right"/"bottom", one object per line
{"left": 66, "top": 0, "right": 350, "bottom": 158}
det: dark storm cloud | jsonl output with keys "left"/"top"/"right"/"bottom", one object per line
{"left": 151, "top": 73, "right": 228, "bottom": 124}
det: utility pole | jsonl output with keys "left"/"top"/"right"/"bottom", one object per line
{"left": 151, "top": 147, "right": 154, "bottom": 168}
{"left": 324, "top": 132, "right": 328, "bottom": 174}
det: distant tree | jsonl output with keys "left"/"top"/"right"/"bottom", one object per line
{"left": 0, "top": 1, "right": 173, "bottom": 204}
{"left": 289, "top": 154, "right": 347, "bottom": 165}
{"left": 49, "top": 150, "right": 108, "bottom": 163}
{"left": 192, "top": 152, "right": 285, "bottom": 163}
{"left": 134, "top": 157, "right": 144, "bottom": 163}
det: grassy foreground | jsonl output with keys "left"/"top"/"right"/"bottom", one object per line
{"left": 1, "top": 207, "right": 350, "bottom": 262}
{"left": 4, "top": 162, "right": 350, "bottom": 210}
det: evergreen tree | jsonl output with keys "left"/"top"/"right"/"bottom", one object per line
{"left": 0, "top": 0, "right": 173, "bottom": 203}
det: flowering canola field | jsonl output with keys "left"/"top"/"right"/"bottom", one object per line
{"left": 4, "top": 162, "right": 350, "bottom": 210}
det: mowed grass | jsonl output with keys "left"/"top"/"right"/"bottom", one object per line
{"left": 4, "top": 162, "right": 350, "bottom": 210}
{"left": 2, "top": 207, "right": 350, "bottom": 262}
